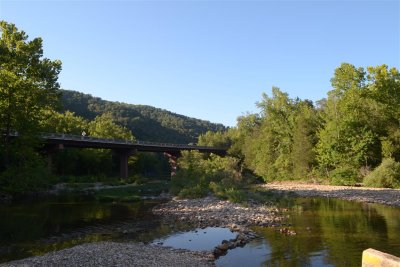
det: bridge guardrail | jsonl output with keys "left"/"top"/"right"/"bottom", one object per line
{"left": 39, "top": 133, "right": 224, "bottom": 150}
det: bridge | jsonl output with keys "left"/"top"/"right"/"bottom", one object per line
{"left": 41, "top": 133, "right": 227, "bottom": 178}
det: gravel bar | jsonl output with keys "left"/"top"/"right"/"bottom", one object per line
{"left": 0, "top": 242, "right": 214, "bottom": 267}
{"left": 153, "top": 196, "right": 282, "bottom": 228}
{"left": 262, "top": 181, "right": 400, "bottom": 207}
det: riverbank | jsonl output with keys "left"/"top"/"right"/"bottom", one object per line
{"left": 262, "top": 181, "right": 400, "bottom": 207}
{"left": 0, "top": 242, "right": 214, "bottom": 267}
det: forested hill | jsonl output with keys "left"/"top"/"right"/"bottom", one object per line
{"left": 60, "top": 89, "right": 226, "bottom": 143}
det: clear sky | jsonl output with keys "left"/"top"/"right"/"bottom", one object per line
{"left": 1, "top": 0, "right": 399, "bottom": 126}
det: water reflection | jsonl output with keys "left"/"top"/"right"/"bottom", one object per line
{"left": 1, "top": 195, "right": 400, "bottom": 266}
{"left": 153, "top": 227, "right": 237, "bottom": 251}
{"left": 0, "top": 194, "right": 161, "bottom": 262}
{"left": 248, "top": 198, "right": 400, "bottom": 267}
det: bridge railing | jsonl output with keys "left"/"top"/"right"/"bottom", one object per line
{"left": 41, "top": 133, "right": 223, "bottom": 150}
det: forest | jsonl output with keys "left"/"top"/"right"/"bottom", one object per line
{"left": 60, "top": 89, "right": 226, "bottom": 143}
{"left": 196, "top": 63, "right": 400, "bottom": 189}
{"left": 1, "top": 20, "right": 400, "bottom": 196}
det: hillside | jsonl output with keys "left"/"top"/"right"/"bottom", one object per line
{"left": 60, "top": 89, "right": 226, "bottom": 143}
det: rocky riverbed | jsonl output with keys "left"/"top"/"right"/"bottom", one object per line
{"left": 0, "top": 242, "right": 214, "bottom": 267}
{"left": 153, "top": 196, "right": 284, "bottom": 257}
{"left": 262, "top": 181, "right": 400, "bottom": 207}
{"left": 153, "top": 196, "right": 282, "bottom": 228}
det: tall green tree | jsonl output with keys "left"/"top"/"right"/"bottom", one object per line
{"left": 315, "top": 63, "right": 385, "bottom": 183}
{"left": 291, "top": 100, "right": 319, "bottom": 179}
{"left": 0, "top": 21, "right": 61, "bottom": 168}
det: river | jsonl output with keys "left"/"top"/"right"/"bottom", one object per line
{"left": 1, "top": 194, "right": 399, "bottom": 266}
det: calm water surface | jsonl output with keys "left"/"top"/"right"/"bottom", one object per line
{"left": 1, "top": 195, "right": 400, "bottom": 266}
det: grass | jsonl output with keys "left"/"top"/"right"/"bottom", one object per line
{"left": 94, "top": 180, "right": 170, "bottom": 202}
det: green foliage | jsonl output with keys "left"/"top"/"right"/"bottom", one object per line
{"left": 315, "top": 63, "right": 400, "bottom": 184}
{"left": 40, "top": 110, "right": 88, "bottom": 134}
{"left": 0, "top": 149, "right": 54, "bottom": 193}
{"left": 128, "top": 174, "right": 149, "bottom": 185}
{"left": 178, "top": 184, "right": 209, "bottom": 199}
{"left": 198, "top": 131, "right": 230, "bottom": 148}
{"left": 363, "top": 158, "right": 400, "bottom": 188}
{"left": 88, "top": 112, "right": 134, "bottom": 140}
{"left": 59, "top": 174, "right": 122, "bottom": 185}
{"left": 329, "top": 166, "right": 359, "bottom": 186}
{"left": 240, "top": 88, "right": 318, "bottom": 181}
{"left": 61, "top": 89, "right": 226, "bottom": 143}
{"left": 209, "top": 182, "right": 247, "bottom": 203}
{"left": 0, "top": 21, "right": 61, "bottom": 138}
{"left": 171, "top": 151, "right": 245, "bottom": 200}
{"left": 0, "top": 21, "right": 61, "bottom": 193}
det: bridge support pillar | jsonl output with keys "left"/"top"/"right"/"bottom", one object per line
{"left": 43, "top": 144, "right": 64, "bottom": 174}
{"left": 115, "top": 149, "right": 136, "bottom": 179}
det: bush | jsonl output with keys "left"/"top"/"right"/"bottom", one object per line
{"left": 178, "top": 184, "right": 208, "bottom": 199}
{"left": 170, "top": 151, "right": 245, "bottom": 200}
{"left": 363, "top": 158, "right": 400, "bottom": 188}
{"left": 128, "top": 174, "right": 149, "bottom": 185}
{"left": 0, "top": 157, "right": 54, "bottom": 194}
{"left": 209, "top": 182, "right": 247, "bottom": 203}
{"left": 329, "top": 166, "right": 359, "bottom": 186}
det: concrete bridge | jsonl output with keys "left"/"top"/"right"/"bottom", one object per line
{"left": 42, "top": 133, "right": 227, "bottom": 178}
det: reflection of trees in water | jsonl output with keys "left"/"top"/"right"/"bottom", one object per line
{"left": 0, "top": 199, "right": 160, "bottom": 262}
{"left": 317, "top": 199, "right": 385, "bottom": 267}
{"left": 258, "top": 198, "right": 400, "bottom": 267}
{"left": 0, "top": 199, "right": 147, "bottom": 244}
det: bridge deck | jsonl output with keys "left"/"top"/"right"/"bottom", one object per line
{"left": 42, "top": 133, "right": 227, "bottom": 155}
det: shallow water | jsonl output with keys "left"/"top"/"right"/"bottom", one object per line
{"left": 1, "top": 195, "right": 400, "bottom": 266}
{"left": 0, "top": 194, "right": 164, "bottom": 262}
{"left": 154, "top": 197, "right": 400, "bottom": 267}
{"left": 153, "top": 227, "right": 237, "bottom": 251}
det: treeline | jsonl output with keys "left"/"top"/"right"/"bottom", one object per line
{"left": 199, "top": 63, "right": 400, "bottom": 188}
{"left": 60, "top": 89, "right": 226, "bottom": 143}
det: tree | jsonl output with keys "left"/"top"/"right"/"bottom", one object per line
{"left": 88, "top": 112, "right": 134, "bottom": 140}
{"left": 0, "top": 21, "right": 61, "bottom": 169}
{"left": 315, "top": 63, "right": 383, "bottom": 183}
{"left": 40, "top": 111, "right": 88, "bottom": 135}
{"left": 291, "top": 100, "right": 318, "bottom": 179}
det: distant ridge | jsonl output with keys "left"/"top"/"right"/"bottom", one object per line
{"left": 60, "top": 89, "right": 226, "bottom": 143}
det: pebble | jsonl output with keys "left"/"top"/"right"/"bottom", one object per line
{"left": 0, "top": 242, "right": 214, "bottom": 267}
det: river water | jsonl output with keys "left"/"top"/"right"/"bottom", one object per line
{"left": 1, "top": 194, "right": 399, "bottom": 266}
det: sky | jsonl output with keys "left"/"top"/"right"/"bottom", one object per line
{"left": 1, "top": 0, "right": 399, "bottom": 127}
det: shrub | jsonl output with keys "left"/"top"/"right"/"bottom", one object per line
{"left": 363, "top": 158, "right": 400, "bottom": 188}
{"left": 178, "top": 184, "right": 208, "bottom": 199}
{"left": 329, "top": 166, "right": 359, "bottom": 186}
{"left": 170, "top": 151, "right": 244, "bottom": 200}
{"left": 0, "top": 157, "right": 54, "bottom": 194}
{"left": 209, "top": 182, "right": 247, "bottom": 203}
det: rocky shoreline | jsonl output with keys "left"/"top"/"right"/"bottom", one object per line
{"left": 262, "top": 181, "right": 400, "bottom": 207}
{"left": 0, "top": 242, "right": 214, "bottom": 267}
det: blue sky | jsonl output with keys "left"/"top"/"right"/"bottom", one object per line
{"left": 1, "top": 0, "right": 399, "bottom": 126}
